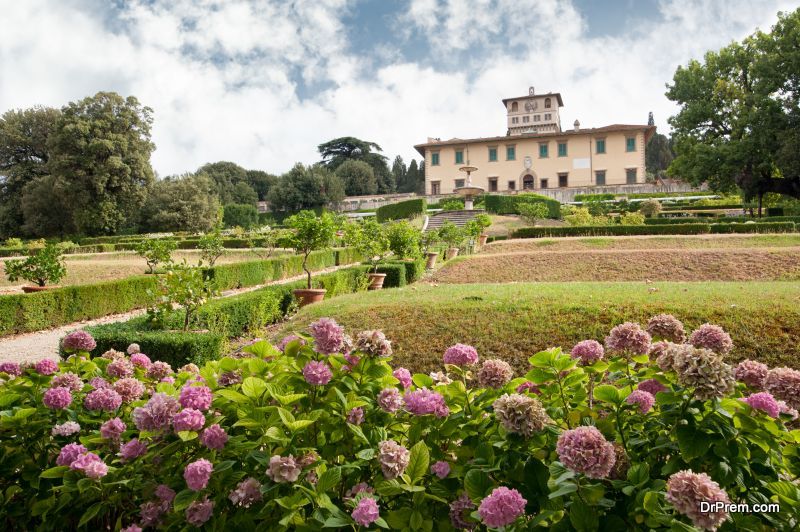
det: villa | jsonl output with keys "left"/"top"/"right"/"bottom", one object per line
{"left": 415, "top": 87, "right": 656, "bottom": 195}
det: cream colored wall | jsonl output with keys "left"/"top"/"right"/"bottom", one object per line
{"left": 424, "top": 130, "right": 645, "bottom": 194}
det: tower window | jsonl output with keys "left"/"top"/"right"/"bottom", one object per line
{"left": 511, "top": 101, "right": 518, "bottom": 112}
{"left": 545, "top": 98, "right": 551, "bottom": 108}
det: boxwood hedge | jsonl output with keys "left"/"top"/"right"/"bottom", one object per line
{"left": 376, "top": 198, "right": 427, "bottom": 222}
{"left": 484, "top": 193, "right": 560, "bottom": 218}
{"left": 510, "top": 222, "right": 797, "bottom": 239}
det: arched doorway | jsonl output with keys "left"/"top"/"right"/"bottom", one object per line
{"left": 522, "top": 174, "right": 534, "bottom": 190}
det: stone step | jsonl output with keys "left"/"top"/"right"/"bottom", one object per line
{"left": 424, "top": 210, "right": 485, "bottom": 232}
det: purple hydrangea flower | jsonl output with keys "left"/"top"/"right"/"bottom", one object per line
{"left": 378, "top": 388, "right": 403, "bottom": 413}
{"left": 184, "top": 458, "right": 213, "bottom": 491}
{"left": 277, "top": 334, "right": 305, "bottom": 352}
{"left": 155, "top": 484, "right": 176, "bottom": 503}
{"left": 345, "top": 482, "right": 374, "bottom": 502}
{"left": 200, "top": 424, "right": 228, "bottom": 450}
{"left": 229, "top": 478, "right": 262, "bottom": 507}
{"left": 84, "top": 388, "right": 123, "bottom": 411}
{"left": 734, "top": 360, "right": 769, "bottom": 389}
{"left": 392, "top": 367, "right": 412, "bottom": 388}
{"left": 688, "top": 323, "right": 733, "bottom": 355}
{"left": 478, "top": 487, "right": 527, "bottom": 528}
{"left": 145, "top": 361, "right": 173, "bottom": 380}
{"left": 119, "top": 438, "right": 148, "bottom": 462}
{"left": 443, "top": 343, "right": 479, "bottom": 366}
{"left": 107, "top": 358, "right": 134, "bottom": 378}
{"left": 129, "top": 352, "right": 151, "bottom": 368}
{"left": 0, "top": 361, "right": 22, "bottom": 376}
{"left": 378, "top": 440, "right": 409, "bottom": 479}
{"left": 62, "top": 330, "right": 96, "bottom": 353}
{"left": 477, "top": 359, "right": 514, "bottom": 389}
{"left": 449, "top": 493, "right": 476, "bottom": 530}
{"left": 52, "top": 421, "right": 81, "bottom": 437}
{"left": 34, "top": 359, "right": 59, "bottom": 375}
{"left": 346, "top": 407, "right": 364, "bottom": 425}
{"left": 605, "top": 322, "right": 651, "bottom": 355}
{"left": 303, "top": 360, "right": 332, "bottom": 385}
{"left": 666, "top": 470, "right": 730, "bottom": 530}
{"left": 70, "top": 452, "right": 108, "bottom": 479}
{"left": 351, "top": 497, "right": 380, "bottom": 527}
{"left": 217, "top": 370, "right": 242, "bottom": 386}
{"left": 764, "top": 367, "right": 800, "bottom": 410}
{"left": 133, "top": 393, "right": 181, "bottom": 431}
{"left": 646, "top": 314, "right": 686, "bottom": 343}
{"left": 743, "top": 392, "right": 780, "bottom": 418}
{"left": 56, "top": 442, "right": 88, "bottom": 466}
{"left": 113, "top": 378, "right": 145, "bottom": 403}
{"left": 100, "top": 417, "right": 126, "bottom": 441}
{"left": 626, "top": 390, "right": 655, "bottom": 414}
{"left": 43, "top": 386, "right": 73, "bottom": 409}
{"left": 51, "top": 372, "right": 83, "bottom": 392}
{"left": 185, "top": 497, "right": 214, "bottom": 526}
{"left": 173, "top": 408, "right": 206, "bottom": 432}
{"left": 89, "top": 377, "right": 109, "bottom": 389}
{"left": 431, "top": 460, "right": 450, "bottom": 479}
{"left": 355, "top": 330, "right": 392, "bottom": 357}
{"left": 516, "top": 381, "right": 541, "bottom": 394}
{"left": 309, "top": 318, "right": 346, "bottom": 354}
{"left": 121, "top": 525, "right": 142, "bottom": 532}
{"left": 638, "top": 379, "right": 667, "bottom": 395}
{"left": 571, "top": 340, "right": 605, "bottom": 365}
{"left": 179, "top": 385, "right": 213, "bottom": 411}
{"left": 556, "top": 426, "right": 616, "bottom": 478}
{"left": 266, "top": 455, "right": 301, "bottom": 483}
{"left": 404, "top": 388, "right": 449, "bottom": 417}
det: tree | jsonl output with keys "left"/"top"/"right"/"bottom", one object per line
{"left": 20, "top": 174, "right": 76, "bottom": 237}
{"left": 245, "top": 169, "right": 277, "bottom": 201}
{"left": 335, "top": 159, "right": 377, "bottom": 196}
{"left": 231, "top": 181, "right": 258, "bottom": 205}
{"left": 139, "top": 174, "right": 220, "bottom": 233}
{"left": 223, "top": 204, "right": 259, "bottom": 229}
{"left": 317, "top": 137, "right": 394, "bottom": 193}
{"left": 645, "top": 132, "right": 674, "bottom": 179}
{"left": 4, "top": 243, "right": 66, "bottom": 287}
{"left": 343, "top": 219, "right": 389, "bottom": 272}
{"left": 517, "top": 203, "right": 549, "bottom": 225}
{"left": 391, "top": 156, "right": 408, "bottom": 193}
{"left": 47, "top": 92, "right": 155, "bottom": 235}
{"left": 0, "top": 106, "right": 60, "bottom": 238}
{"left": 416, "top": 161, "right": 426, "bottom": 194}
{"left": 284, "top": 210, "right": 337, "bottom": 289}
{"left": 403, "top": 159, "right": 420, "bottom": 194}
{"left": 385, "top": 220, "right": 421, "bottom": 259}
{"left": 198, "top": 221, "right": 225, "bottom": 267}
{"left": 196, "top": 161, "right": 248, "bottom": 205}
{"left": 267, "top": 163, "right": 344, "bottom": 211}
{"left": 135, "top": 238, "right": 176, "bottom": 274}
{"left": 667, "top": 9, "right": 800, "bottom": 209}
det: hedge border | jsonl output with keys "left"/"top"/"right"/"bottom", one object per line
{"left": 484, "top": 194, "right": 561, "bottom": 218}
{"left": 376, "top": 198, "right": 427, "bottom": 222}
{"left": 510, "top": 222, "right": 797, "bottom": 239}
{"left": 645, "top": 216, "right": 800, "bottom": 225}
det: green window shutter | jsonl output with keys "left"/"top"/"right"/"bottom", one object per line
{"left": 455, "top": 151, "right": 463, "bottom": 164}
{"left": 431, "top": 153, "right": 439, "bottom": 166}
{"left": 539, "top": 144, "right": 548, "bottom": 158}
{"left": 558, "top": 143, "right": 567, "bottom": 157}
{"left": 507, "top": 146, "right": 515, "bottom": 160}
{"left": 489, "top": 148, "right": 497, "bottom": 161}
{"left": 626, "top": 138, "right": 636, "bottom": 152}
{"left": 596, "top": 140, "right": 605, "bottom": 154}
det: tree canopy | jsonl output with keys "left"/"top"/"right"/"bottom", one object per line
{"left": 335, "top": 159, "right": 377, "bottom": 196}
{"left": 318, "top": 136, "right": 394, "bottom": 194}
{"left": 267, "top": 163, "right": 345, "bottom": 211}
{"left": 667, "top": 8, "right": 800, "bottom": 200}
{"left": 139, "top": 173, "right": 220, "bottom": 233}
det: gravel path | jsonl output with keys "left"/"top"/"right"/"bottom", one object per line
{"left": 0, "top": 264, "right": 348, "bottom": 365}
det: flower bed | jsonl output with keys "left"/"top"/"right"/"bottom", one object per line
{"left": 2, "top": 315, "right": 798, "bottom": 530}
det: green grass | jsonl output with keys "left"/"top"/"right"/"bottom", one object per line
{"left": 278, "top": 281, "right": 800, "bottom": 373}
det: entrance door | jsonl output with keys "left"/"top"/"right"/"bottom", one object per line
{"left": 523, "top": 175, "right": 534, "bottom": 190}
{"left": 431, "top": 181, "right": 440, "bottom": 195}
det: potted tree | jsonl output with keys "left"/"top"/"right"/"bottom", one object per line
{"left": 420, "top": 229, "right": 440, "bottom": 269}
{"left": 285, "top": 210, "right": 336, "bottom": 306}
{"left": 438, "top": 221, "right": 465, "bottom": 260}
{"left": 5, "top": 242, "right": 67, "bottom": 292}
{"left": 474, "top": 213, "right": 492, "bottom": 246}
{"left": 343, "top": 219, "right": 390, "bottom": 290}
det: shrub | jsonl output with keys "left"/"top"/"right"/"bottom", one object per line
{"left": 484, "top": 193, "right": 560, "bottom": 218}
{"left": 384, "top": 258, "right": 426, "bottom": 285}
{"left": 146, "top": 262, "right": 217, "bottom": 331}
{"left": 223, "top": 204, "right": 259, "bottom": 229}
{"left": 343, "top": 219, "right": 390, "bottom": 272}
{"left": 4, "top": 243, "right": 67, "bottom": 287}
{"left": 563, "top": 207, "right": 609, "bottom": 227}
{"left": 517, "top": 202, "right": 550, "bottom": 225}
{"left": 619, "top": 212, "right": 646, "bottom": 226}
{"left": 439, "top": 198, "right": 464, "bottom": 211}
{"left": 4, "top": 237, "right": 23, "bottom": 247}
{"left": 284, "top": 210, "right": 337, "bottom": 289}
{"left": 198, "top": 225, "right": 225, "bottom": 267}
{"left": 385, "top": 220, "right": 421, "bottom": 259}
{"left": 639, "top": 199, "right": 663, "bottom": 218}
{"left": 437, "top": 220, "right": 465, "bottom": 249}
{"left": 709, "top": 221, "right": 796, "bottom": 234}
{"left": 376, "top": 198, "right": 427, "bottom": 222}
{"left": 135, "top": 238, "right": 177, "bottom": 274}
{"left": 511, "top": 224, "right": 713, "bottom": 238}
{"left": 202, "top": 251, "right": 336, "bottom": 291}
{"left": 574, "top": 193, "right": 616, "bottom": 201}
{"left": 3, "top": 317, "right": 798, "bottom": 531}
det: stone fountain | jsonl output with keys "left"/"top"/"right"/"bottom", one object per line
{"left": 454, "top": 165, "right": 484, "bottom": 210}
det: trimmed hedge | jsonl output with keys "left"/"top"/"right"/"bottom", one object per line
{"left": 382, "top": 259, "right": 426, "bottom": 285}
{"left": 335, "top": 247, "right": 363, "bottom": 266}
{"left": 646, "top": 216, "right": 800, "bottom": 225}
{"left": 376, "top": 198, "right": 427, "bottom": 222}
{"left": 709, "top": 222, "right": 796, "bottom": 234}
{"left": 663, "top": 204, "right": 744, "bottom": 211}
{"left": 374, "top": 264, "right": 407, "bottom": 288}
{"left": 203, "top": 250, "right": 337, "bottom": 290}
{"left": 573, "top": 193, "right": 615, "bottom": 201}
{"left": 484, "top": 193, "right": 560, "bottom": 218}
{"left": 510, "top": 224, "right": 712, "bottom": 238}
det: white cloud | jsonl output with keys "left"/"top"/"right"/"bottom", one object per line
{"left": 0, "top": 0, "right": 796, "bottom": 177}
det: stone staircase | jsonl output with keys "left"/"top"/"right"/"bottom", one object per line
{"left": 425, "top": 209, "right": 486, "bottom": 232}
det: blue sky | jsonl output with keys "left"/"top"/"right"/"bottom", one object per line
{"left": 0, "top": 0, "right": 796, "bottom": 176}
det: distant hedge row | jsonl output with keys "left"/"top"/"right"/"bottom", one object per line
{"left": 645, "top": 216, "right": 800, "bottom": 225}
{"left": 376, "top": 198, "right": 427, "bottom": 222}
{"left": 510, "top": 222, "right": 797, "bottom": 239}
{"left": 484, "top": 194, "right": 561, "bottom": 218}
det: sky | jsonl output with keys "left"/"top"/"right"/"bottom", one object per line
{"left": 0, "top": 0, "right": 796, "bottom": 177}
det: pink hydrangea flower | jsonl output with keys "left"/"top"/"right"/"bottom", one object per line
{"left": 556, "top": 426, "right": 616, "bottom": 478}
{"left": 130, "top": 353, "right": 151, "bottom": 369}
{"left": 84, "top": 388, "right": 123, "bottom": 411}
{"left": 34, "top": 359, "right": 59, "bottom": 375}
{"left": 126, "top": 343, "right": 141, "bottom": 355}
{"left": 121, "top": 525, "right": 142, "bottom": 532}
{"left": 62, "top": 330, "right": 96, "bottom": 353}
{"left": 51, "top": 372, "right": 83, "bottom": 392}
{"left": 734, "top": 360, "right": 769, "bottom": 389}
{"left": 392, "top": 367, "right": 412, "bottom": 388}
{"left": 200, "top": 424, "right": 228, "bottom": 450}
{"left": 277, "top": 334, "right": 305, "bottom": 352}
{"left": 764, "top": 367, "right": 800, "bottom": 410}
{"left": 70, "top": 452, "right": 108, "bottom": 479}
{"left": 113, "top": 378, "right": 145, "bottom": 403}
{"left": 342, "top": 353, "right": 360, "bottom": 372}
{"left": 605, "top": 322, "right": 651, "bottom": 355}
{"left": 404, "top": 388, "right": 449, "bottom": 417}
{"left": 346, "top": 407, "right": 364, "bottom": 425}
{"left": 303, "top": 360, "right": 332, "bottom": 385}
{"left": 431, "top": 460, "right": 450, "bottom": 479}
{"left": 449, "top": 493, "right": 476, "bottom": 530}
{"left": 0, "top": 361, "right": 22, "bottom": 376}
{"left": 478, "top": 487, "right": 527, "bottom": 528}
{"left": 89, "top": 377, "right": 110, "bottom": 389}
{"left": 185, "top": 497, "right": 214, "bottom": 526}
{"left": 119, "top": 438, "right": 148, "bottom": 461}
{"left": 443, "top": 343, "right": 479, "bottom": 366}
{"left": 666, "top": 470, "right": 730, "bottom": 530}
{"left": 52, "top": 421, "right": 81, "bottom": 437}
{"left": 145, "top": 361, "right": 173, "bottom": 380}
{"left": 43, "top": 386, "right": 73, "bottom": 409}
{"left": 229, "top": 478, "right": 262, "bottom": 507}
{"left": 477, "top": 359, "right": 514, "bottom": 389}
{"left": 646, "top": 314, "right": 686, "bottom": 343}
{"left": 351, "top": 497, "right": 380, "bottom": 527}
{"left": 689, "top": 323, "right": 733, "bottom": 355}
{"left": 626, "top": 390, "right": 655, "bottom": 414}
{"left": 155, "top": 484, "right": 176, "bottom": 503}
{"left": 179, "top": 385, "right": 213, "bottom": 411}
{"left": 743, "top": 392, "right": 780, "bottom": 418}
{"left": 571, "top": 340, "right": 604, "bottom": 365}
{"left": 516, "top": 381, "right": 541, "bottom": 394}
{"left": 100, "top": 417, "right": 126, "bottom": 440}
{"left": 378, "top": 388, "right": 403, "bottom": 413}
{"left": 217, "top": 370, "right": 242, "bottom": 386}
{"left": 133, "top": 393, "right": 181, "bottom": 431}
{"left": 161, "top": 376, "right": 175, "bottom": 384}
{"left": 107, "top": 358, "right": 134, "bottom": 378}
{"left": 778, "top": 400, "right": 799, "bottom": 420}
{"left": 638, "top": 379, "right": 667, "bottom": 395}
{"left": 56, "top": 443, "right": 87, "bottom": 466}
{"left": 309, "top": 318, "right": 346, "bottom": 354}
{"left": 378, "top": 440, "right": 409, "bottom": 479}
{"left": 173, "top": 408, "right": 206, "bottom": 432}
{"left": 355, "top": 330, "right": 392, "bottom": 357}
{"left": 345, "top": 482, "right": 374, "bottom": 501}
{"left": 266, "top": 455, "right": 301, "bottom": 483}
{"left": 184, "top": 458, "right": 213, "bottom": 491}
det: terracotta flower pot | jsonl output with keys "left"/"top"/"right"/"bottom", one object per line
{"left": 446, "top": 247, "right": 460, "bottom": 260}
{"left": 22, "top": 285, "right": 55, "bottom": 293}
{"left": 292, "top": 288, "right": 327, "bottom": 307}
{"left": 478, "top": 234, "right": 489, "bottom": 246}
{"left": 367, "top": 273, "right": 387, "bottom": 290}
{"left": 425, "top": 252, "right": 439, "bottom": 269}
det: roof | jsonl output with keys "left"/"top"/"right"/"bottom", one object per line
{"left": 414, "top": 124, "right": 656, "bottom": 156}
{"left": 501, "top": 92, "right": 564, "bottom": 107}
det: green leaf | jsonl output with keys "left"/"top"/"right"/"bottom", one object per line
{"left": 274, "top": 393, "right": 308, "bottom": 406}
{"left": 0, "top": 393, "right": 20, "bottom": 408}
{"left": 277, "top": 407, "right": 296, "bottom": 425}
{"left": 177, "top": 430, "right": 198, "bottom": 441}
{"left": 675, "top": 425, "right": 711, "bottom": 460}
{"left": 406, "top": 441, "right": 430, "bottom": 483}
{"left": 242, "top": 377, "right": 268, "bottom": 399}
{"left": 40, "top": 466, "right": 69, "bottom": 479}
{"left": 13, "top": 408, "right": 36, "bottom": 420}
{"left": 322, "top": 516, "right": 351, "bottom": 528}
{"left": 568, "top": 499, "right": 598, "bottom": 532}
{"left": 412, "top": 374, "right": 434, "bottom": 388}
{"left": 627, "top": 463, "right": 650, "bottom": 486}
{"left": 287, "top": 419, "right": 315, "bottom": 432}
{"left": 529, "top": 349, "right": 556, "bottom": 367}
{"left": 317, "top": 467, "right": 341, "bottom": 493}
{"left": 386, "top": 508, "right": 413, "bottom": 529}
{"left": 215, "top": 460, "right": 236, "bottom": 473}
{"left": 548, "top": 482, "right": 578, "bottom": 499}
{"left": 593, "top": 385, "right": 620, "bottom": 404}
{"left": 464, "top": 469, "right": 492, "bottom": 500}
{"left": 78, "top": 502, "right": 104, "bottom": 528}
{"left": 216, "top": 389, "right": 249, "bottom": 404}
{"left": 356, "top": 448, "right": 375, "bottom": 460}
{"left": 410, "top": 510, "right": 424, "bottom": 530}
{"left": 244, "top": 340, "right": 281, "bottom": 359}
{"left": 172, "top": 489, "right": 198, "bottom": 512}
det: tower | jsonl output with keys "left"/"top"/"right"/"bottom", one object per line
{"left": 503, "top": 87, "right": 564, "bottom": 136}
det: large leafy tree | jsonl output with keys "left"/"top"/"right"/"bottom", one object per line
{"left": 335, "top": 159, "right": 377, "bottom": 196}
{"left": 317, "top": 136, "right": 394, "bottom": 194}
{"left": 667, "top": 9, "right": 800, "bottom": 204}
{"left": 645, "top": 132, "right": 674, "bottom": 179}
{"left": 267, "top": 163, "right": 345, "bottom": 212}
{"left": 0, "top": 106, "right": 60, "bottom": 237}
{"left": 139, "top": 174, "right": 220, "bottom": 232}
{"left": 245, "top": 169, "right": 278, "bottom": 201}
{"left": 47, "top": 92, "right": 155, "bottom": 235}
{"left": 196, "top": 161, "right": 248, "bottom": 204}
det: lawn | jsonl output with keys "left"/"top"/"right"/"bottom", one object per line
{"left": 278, "top": 281, "right": 800, "bottom": 373}
{"left": 0, "top": 249, "right": 288, "bottom": 291}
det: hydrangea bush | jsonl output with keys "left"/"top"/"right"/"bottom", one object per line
{"left": 0, "top": 316, "right": 799, "bottom": 530}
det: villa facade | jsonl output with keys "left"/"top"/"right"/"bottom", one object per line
{"left": 414, "top": 88, "right": 656, "bottom": 195}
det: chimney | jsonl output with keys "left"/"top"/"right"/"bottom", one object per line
{"left": 573, "top": 119, "right": 580, "bottom": 132}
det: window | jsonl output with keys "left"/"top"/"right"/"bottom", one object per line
{"left": 511, "top": 101, "right": 518, "bottom": 112}
{"left": 431, "top": 181, "right": 440, "bottom": 195}
{"left": 596, "top": 139, "right": 606, "bottom": 154}
{"left": 558, "top": 173, "right": 568, "bottom": 187}
{"left": 626, "top": 168, "right": 637, "bottom": 184}
{"left": 455, "top": 150, "right": 464, "bottom": 164}
{"left": 506, "top": 145, "right": 516, "bottom": 161}
{"left": 488, "top": 147, "right": 497, "bottom": 162}
{"left": 455, "top": 179, "right": 465, "bottom": 188}
{"left": 511, "top": 117, "right": 519, "bottom": 124}
{"left": 508, "top": 180, "right": 516, "bottom": 190}
{"left": 534, "top": 114, "right": 540, "bottom": 122}
{"left": 595, "top": 170, "right": 606, "bottom": 185}
{"left": 558, "top": 142, "right": 567, "bottom": 157}
{"left": 545, "top": 113, "right": 552, "bottom": 120}
{"left": 545, "top": 97, "right": 551, "bottom": 108}
{"left": 489, "top": 177, "right": 498, "bottom": 192}
{"left": 539, "top": 142, "right": 549, "bottom": 158}
{"left": 522, "top": 116, "right": 529, "bottom": 123}
{"left": 431, "top": 152, "right": 440, "bottom": 166}
{"left": 540, "top": 178, "right": 548, "bottom": 189}
{"left": 626, "top": 137, "right": 636, "bottom": 152}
